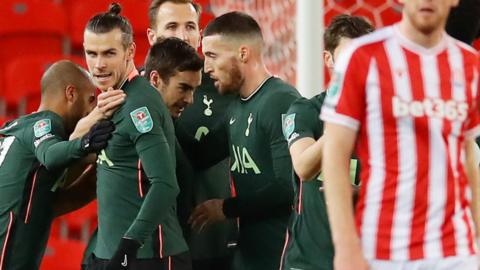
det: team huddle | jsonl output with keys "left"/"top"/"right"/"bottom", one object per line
{"left": 0, "top": 0, "right": 479, "bottom": 270}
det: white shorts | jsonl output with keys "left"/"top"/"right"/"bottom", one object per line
{"left": 369, "top": 256, "right": 477, "bottom": 270}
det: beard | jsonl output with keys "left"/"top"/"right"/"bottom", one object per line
{"left": 406, "top": 9, "right": 445, "bottom": 35}
{"left": 217, "top": 59, "right": 243, "bottom": 95}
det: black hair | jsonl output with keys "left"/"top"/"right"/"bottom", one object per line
{"left": 203, "top": 11, "right": 263, "bottom": 40}
{"left": 144, "top": 37, "right": 203, "bottom": 83}
{"left": 324, "top": 15, "right": 374, "bottom": 53}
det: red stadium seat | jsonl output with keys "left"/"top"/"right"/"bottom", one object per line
{"left": 0, "top": 0, "right": 68, "bottom": 64}
{"left": 58, "top": 200, "right": 97, "bottom": 242}
{"left": 2, "top": 54, "right": 86, "bottom": 115}
{"left": 39, "top": 238, "right": 86, "bottom": 270}
{"left": 66, "top": 0, "right": 151, "bottom": 65}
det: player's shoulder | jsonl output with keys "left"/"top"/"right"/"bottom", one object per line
{"left": 335, "top": 26, "right": 394, "bottom": 70}
{"left": 288, "top": 95, "right": 320, "bottom": 115}
{"left": 122, "top": 76, "right": 166, "bottom": 112}
{"left": 447, "top": 35, "right": 479, "bottom": 60}
{"left": 1, "top": 111, "right": 61, "bottom": 133}
{"left": 262, "top": 77, "right": 300, "bottom": 102}
{"left": 352, "top": 26, "right": 394, "bottom": 51}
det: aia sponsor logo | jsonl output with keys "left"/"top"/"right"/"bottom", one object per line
{"left": 392, "top": 96, "right": 468, "bottom": 121}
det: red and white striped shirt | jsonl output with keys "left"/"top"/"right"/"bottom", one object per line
{"left": 321, "top": 25, "right": 480, "bottom": 261}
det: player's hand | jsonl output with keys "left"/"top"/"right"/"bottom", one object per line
{"left": 96, "top": 88, "right": 126, "bottom": 119}
{"left": 105, "top": 237, "right": 141, "bottom": 270}
{"left": 80, "top": 120, "right": 114, "bottom": 153}
{"left": 189, "top": 199, "right": 226, "bottom": 232}
{"left": 334, "top": 244, "right": 369, "bottom": 270}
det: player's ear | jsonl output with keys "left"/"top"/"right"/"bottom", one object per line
{"left": 147, "top": 28, "right": 157, "bottom": 46}
{"left": 324, "top": 50, "right": 334, "bottom": 70}
{"left": 65, "top": 84, "right": 77, "bottom": 104}
{"left": 126, "top": 42, "right": 136, "bottom": 62}
{"left": 149, "top": 70, "right": 163, "bottom": 89}
{"left": 238, "top": 45, "right": 249, "bottom": 63}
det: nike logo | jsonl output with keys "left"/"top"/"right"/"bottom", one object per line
{"left": 229, "top": 117, "right": 236, "bottom": 125}
{"left": 121, "top": 255, "right": 128, "bottom": 267}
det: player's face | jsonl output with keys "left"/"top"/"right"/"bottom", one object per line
{"left": 155, "top": 70, "right": 201, "bottom": 118}
{"left": 325, "top": 37, "right": 352, "bottom": 72}
{"left": 400, "top": 0, "right": 459, "bottom": 34}
{"left": 148, "top": 2, "right": 201, "bottom": 48}
{"left": 66, "top": 81, "right": 97, "bottom": 133}
{"left": 83, "top": 28, "right": 135, "bottom": 91}
{"left": 203, "top": 35, "right": 244, "bottom": 95}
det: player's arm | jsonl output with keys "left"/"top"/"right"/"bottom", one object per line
{"left": 69, "top": 89, "right": 125, "bottom": 140}
{"left": 321, "top": 43, "right": 370, "bottom": 270}
{"left": 283, "top": 99, "right": 325, "bottom": 180}
{"left": 175, "top": 116, "right": 229, "bottom": 169}
{"left": 323, "top": 123, "right": 368, "bottom": 269}
{"left": 124, "top": 132, "right": 178, "bottom": 241}
{"left": 33, "top": 120, "right": 114, "bottom": 170}
{"left": 290, "top": 138, "right": 324, "bottom": 180}
{"left": 54, "top": 164, "right": 97, "bottom": 216}
{"left": 106, "top": 106, "right": 179, "bottom": 269}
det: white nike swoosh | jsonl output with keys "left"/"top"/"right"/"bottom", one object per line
{"left": 229, "top": 118, "right": 236, "bottom": 125}
{"left": 121, "top": 255, "right": 128, "bottom": 267}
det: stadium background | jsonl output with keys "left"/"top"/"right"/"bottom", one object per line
{"left": 0, "top": 0, "right": 478, "bottom": 269}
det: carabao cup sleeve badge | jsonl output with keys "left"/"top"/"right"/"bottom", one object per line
{"left": 34, "top": 119, "right": 52, "bottom": 138}
{"left": 130, "top": 107, "right": 153, "bottom": 133}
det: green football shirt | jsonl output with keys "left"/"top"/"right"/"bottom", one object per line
{"left": 95, "top": 73, "right": 187, "bottom": 259}
{"left": 281, "top": 92, "right": 360, "bottom": 270}
{"left": 174, "top": 74, "right": 236, "bottom": 260}
{"left": 0, "top": 111, "right": 86, "bottom": 269}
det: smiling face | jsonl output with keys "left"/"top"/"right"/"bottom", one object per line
{"left": 400, "top": 0, "right": 459, "bottom": 34}
{"left": 202, "top": 35, "right": 244, "bottom": 95}
{"left": 83, "top": 28, "right": 135, "bottom": 91}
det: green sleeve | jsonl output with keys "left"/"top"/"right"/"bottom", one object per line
{"left": 27, "top": 118, "right": 85, "bottom": 170}
{"left": 224, "top": 92, "right": 296, "bottom": 218}
{"left": 121, "top": 106, "right": 179, "bottom": 243}
{"left": 283, "top": 97, "right": 322, "bottom": 147}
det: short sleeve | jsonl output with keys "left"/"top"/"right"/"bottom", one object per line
{"left": 282, "top": 98, "right": 321, "bottom": 147}
{"left": 321, "top": 45, "right": 369, "bottom": 131}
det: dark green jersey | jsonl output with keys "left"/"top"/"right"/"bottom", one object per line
{"left": 177, "top": 76, "right": 300, "bottom": 269}
{"left": 0, "top": 111, "right": 85, "bottom": 269}
{"left": 225, "top": 77, "right": 299, "bottom": 270}
{"left": 95, "top": 73, "right": 187, "bottom": 260}
{"left": 174, "top": 74, "right": 236, "bottom": 260}
{"left": 281, "top": 93, "right": 360, "bottom": 270}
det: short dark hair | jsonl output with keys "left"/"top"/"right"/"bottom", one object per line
{"left": 148, "top": 0, "right": 202, "bottom": 29}
{"left": 324, "top": 15, "right": 374, "bottom": 53}
{"left": 144, "top": 37, "right": 203, "bottom": 83}
{"left": 85, "top": 2, "right": 133, "bottom": 48}
{"left": 203, "top": 11, "right": 263, "bottom": 40}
